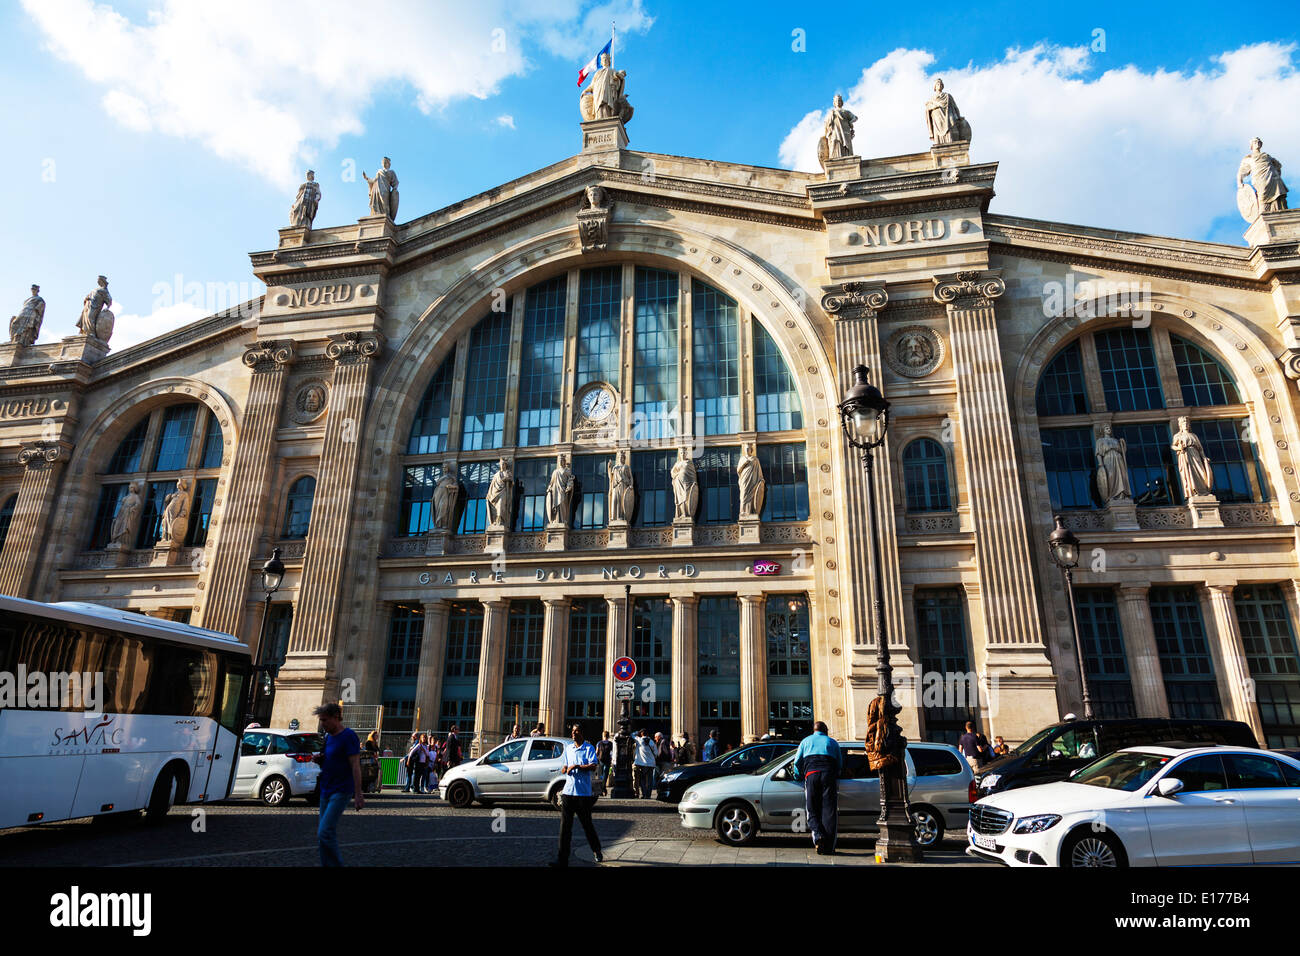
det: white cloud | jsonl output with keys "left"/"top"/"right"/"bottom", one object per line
{"left": 779, "top": 44, "right": 1300, "bottom": 241}
{"left": 496, "top": 114, "right": 516, "bottom": 129}
{"left": 23, "top": 0, "right": 653, "bottom": 189}
{"left": 106, "top": 301, "right": 211, "bottom": 350}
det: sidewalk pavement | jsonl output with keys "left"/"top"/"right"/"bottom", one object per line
{"left": 597, "top": 839, "right": 992, "bottom": 866}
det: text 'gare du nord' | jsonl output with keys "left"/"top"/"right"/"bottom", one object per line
{"left": 2, "top": 63, "right": 1299, "bottom": 760}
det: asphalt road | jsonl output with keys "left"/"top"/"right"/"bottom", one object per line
{"left": 0, "top": 791, "right": 979, "bottom": 867}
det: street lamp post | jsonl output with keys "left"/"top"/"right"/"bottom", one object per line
{"left": 839, "top": 365, "right": 922, "bottom": 863}
{"left": 611, "top": 583, "right": 635, "bottom": 797}
{"left": 1048, "top": 514, "right": 1093, "bottom": 720}
{"left": 246, "top": 548, "right": 286, "bottom": 728}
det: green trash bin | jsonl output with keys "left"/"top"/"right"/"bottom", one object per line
{"left": 380, "top": 756, "right": 402, "bottom": 788}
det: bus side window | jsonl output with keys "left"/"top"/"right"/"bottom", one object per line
{"left": 147, "top": 645, "right": 217, "bottom": 718}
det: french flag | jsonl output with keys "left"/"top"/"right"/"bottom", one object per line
{"left": 578, "top": 38, "right": 613, "bottom": 87}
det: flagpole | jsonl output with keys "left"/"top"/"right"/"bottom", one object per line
{"left": 611, "top": 21, "right": 616, "bottom": 68}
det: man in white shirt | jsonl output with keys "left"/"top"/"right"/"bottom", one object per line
{"left": 551, "top": 724, "right": 603, "bottom": 867}
{"left": 633, "top": 729, "right": 657, "bottom": 798}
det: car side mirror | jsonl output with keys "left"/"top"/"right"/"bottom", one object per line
{"left": 1156, "top": 777, "right": 1184, "bottom": 797}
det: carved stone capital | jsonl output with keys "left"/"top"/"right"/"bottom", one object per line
{"left": 932, "top": 270, "right": 1005, "bottom": 309}
{"left": 242, "top": 339, "right": 296, "bottom": 370}
{"left": 325, "top": 330, "right": 385, "bottom": 364}
{"left": 17, "top": 440, "right": 64, "bottom": 468}
{"left": 1279, "top": 346, "right": 1300, "bottom": 381}
{"left": 820, "top": 281, "right": 888, "bottom": 321}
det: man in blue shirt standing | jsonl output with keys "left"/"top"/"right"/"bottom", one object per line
{"left": 313, "top": 703, "right": 364, "bottom": 866}
{"left": 702, "top": 729, "right": 720, "bottom": 761}
{"left": 791, "top": 721, "right": 841, "bottom": 855}
{"left": 551, "top": 723, "right": 603, "bottom": 867}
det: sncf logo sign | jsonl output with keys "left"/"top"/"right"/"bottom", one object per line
{"left": 750, "top": 561, "right": 781, "bottom": 576}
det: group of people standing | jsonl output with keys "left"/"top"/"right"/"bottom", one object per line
{"left": 401, "top": 726, "right": 464, "bottom": 793}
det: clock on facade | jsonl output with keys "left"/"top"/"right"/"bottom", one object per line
{"left": 579, "top": 384, "right": 616, "bottom": 422}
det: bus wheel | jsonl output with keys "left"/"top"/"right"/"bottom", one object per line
{"left": 145, "top": 766, "right": 185, "bottom": 824}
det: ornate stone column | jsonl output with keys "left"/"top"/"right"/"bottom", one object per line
{"left": 474, "top": 598, "right": 510, "bottom": 756}
{"left": 539, "top": 598, "right": 571, "bottom": 736}
{"left": 822, "top": 283, "right": 908, "bottom": 667}
{"left": 414, "top": 599, "right": 450, "bottom": 733}
{"left": 1203, "top": 584, "right": 1266, "bottom": 742}
{"left": 932, "top": 271, "right": 1057, "bottom": 732}
{"left": 670, "top": 595, "right": 699, "bottom": 744}
{"left": 1116, "top": 585, "right": 1170, "bottom": 718}
{"left": 0, "top": 441, "right": 68, "bottom": 598}
{"left": 604, "top": 593, "right": 628, "bottom": 728}
{"left": 738, "top": 593, "right": 769, "bottom": 743}
{"left": 199, "top": 340, "right": 294, "bottom": 634}
{"left": 276, "top": 331, "right": 383, "bottom": 723}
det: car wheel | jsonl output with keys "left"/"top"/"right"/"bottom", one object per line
{"left": 548, "top": 786, "right": 565, "bottom": 810}
{"left": 1062, "top": 829, "right": 1127, "bottom": 868}
{"left": 910, "top": 805, "right": 944, "bottom": 848}
{"left": 259, "top": 776, "right": 290, "bottom": 807}
{"left": 715, "top": 801, "right": 758, "bottom": 846}
{"left": 144, "top": 765, "right": 185, "bottom": 824}
{"left": 446, "top": 780, "right": 474, "bottom": 809}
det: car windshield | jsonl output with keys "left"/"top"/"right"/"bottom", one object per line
{"left": 288, "top": 733, "right": 323, "bottom": 753}
{"left": 1010, "top": 725, "right": 1062, "bottom": 757}
{"left": 1070, "top": 751, "right": 1171, "bottom": 791}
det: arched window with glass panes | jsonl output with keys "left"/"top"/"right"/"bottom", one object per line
{"left": 901, "top": 438, "right": 952, "bottom": 513}
{"left": 281, "top": 476, "right": 317, "bottom": 539}
{"left": 396, "top": 265, "right": 811, "bottom": 538}
{"left": 1034, "top": 326, "right": 1264, "bottom": 511}
{"left": 88, "top": 403, "right": 225, "bottom": 550}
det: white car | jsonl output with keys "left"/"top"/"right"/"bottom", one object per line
{"left": 440, "top": 736, "right": 578, "bottom": 809}
{"left": 966, "top": 745, "right": 1300, "bottom": 867}
{"left": 230, "top": 728, "right": 322, "bottom": 807}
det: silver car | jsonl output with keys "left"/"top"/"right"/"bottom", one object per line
{"left": 679, "top": 741, "right": 973, "bottom": 847}
{"left": 440, "top": 736, "right": 582, "bottom": 809}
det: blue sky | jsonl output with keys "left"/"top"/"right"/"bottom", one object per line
{"left": 2, "top": 0, "right": 1297, "bottom": 347}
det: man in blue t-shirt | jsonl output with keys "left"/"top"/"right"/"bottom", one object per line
{"left": 313, "top": 703, "right": 364, "bottom": 866}
{"left": 791, "top": 721, "right": 842, "bottom": 855}
{"left": 551, "top": 724, "right": 603, "bottom": 867}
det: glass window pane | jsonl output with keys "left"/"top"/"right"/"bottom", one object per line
{"left": 282, "top": 476, "right": 316, "bottom": 539}
{"left": 514, "top": 458, "right": 551, "bottom": 532}
{"left": 632, "top": 597, "right": 673, "bottom": 683}
{"left": 1234, "top": 585, "right": 1300, "bottom": 677}
{"left": 398, "top": 465, "right": 440, "bottom": 537}
{"left": 1193, "top": 418, "right": 1265, "bottom": 503}
{"left": 698, "top": 596, "right": 740, "bottom": 679}
{"left": 1115, "top": 422, "right": 1179, "bottom": 506}
{"left": 137, "top": 480, "right": 178, "bottom": 549}
{"left": 758, "top": 443, "right": 809, "bottom": 522}
{"left": 631, "top": 450, "right": 674, "bottom": 527}
{"left": 408, "top": 350, "right": 457, "bottom": 455}
{"left": 1036, "top": 342, "right": 1089, "bottom": 417}
{"left": 457, "top": 461, "right": 497, "bottom": 535}
{"left": 1094, "top": 328, "right": 1164, "bottom": 412}
{"left": 1073, "top": 588, "right": 1136, "bottom": 719}
{"left": 1171, "top": 336, "right": 1240, "bottom": 407}
{"left": 914, "top": 589, "right": 976, "bottom": 746}
{"left": 766, "top": 594, "right": 811, "bottom": 677}
{"left": 1040, "top": 427, "right": 1098, "bottom": 510}
{"left": 696, "top": 447, "right": 738, "bottom": 525}
{"left": 577, "top": 266, "right": 622, "bottom": 390}
{"left": 1149, "top": 586, "right": 1222, "bottom": 719}
{"left": 199, "top": 412, "right": 223, "bottom": 469}
{"left": 692, "top": 280, "right": 739, "bottom": 436}
{"left": 185, "top": 477, "right": 218, "bottom": 548}
{"left": 461, "top": 310, "right": 511, "bottom": 450}
{"left": 632, "top": 268, "right": 679, "bottom": 441}
{"left": 518, "top": 277, "right": 567, "bottom": 446}
{"left": 152, "top": 404, "right": 199, "bottom": 471}
{"left": 568, "top": 598, "right": 608, "bottom": 677}
{"left": 444, "top": 602, "right": 483, "bottom": 678}
{"left": 505, "top": 601, "right": 544, "bottom": 678}
{"left": 571, "top": 454, "right": 610, "bottom": 529}
{"left": 0, "top": 493, "right": 15, "bottom": 553}
{"left": 88, "top": 483, "right": 129, "bottom": 550}
{"left": 902, "top": 438, "right": 951, "bottom": 512}
{"left": 753, "top": 320, "right": 803, "bottom": 432}
{"left": 106, "top": 417, "right": 149, "bottom": 475}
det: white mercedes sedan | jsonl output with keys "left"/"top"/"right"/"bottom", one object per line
{"left": 966, "top": 745, "right": 1300, "bottom": 867}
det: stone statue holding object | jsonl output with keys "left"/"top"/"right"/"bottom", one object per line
{"left": 108, "top": 481, "right": 142, "bottom": 550}
{"left": 77, "top": 275, "right": 115, "bottom": 342}
{"left": 486, "top": 458, "right": 514, "bottom": 530}
{"left": 817, "top": 94, "right": 857, "bottom": 167}
{"left": 363, "top": 157, "right": 399, "bottom": 220}
{"left": 158, "top": 478, "right": 192, "bottom": 547}
{"left": 1172, "top": 417, "right": 1214, "bottom": 498}
{"left": 671, "top": 448, "right": 699, "bottom": 520}
{"left": 433, "top": 467, "right": 460, "bottom": 531}
{"left": 607, "top": 449, "right": 635, "bottom": 523}
{"left": 1237, "top": 137, "right": 1288, "bottom": 222}
{"left": 579, "top": 52, "right": 633, "bottom": 124}
{"left": 9, "top": 284, "right": 45, "bottom": 347}
{"left": 290, "top": 170, "right": 321, "bottom": 228}
{"left": 1094, "top": 423, "right": 1132, "bottom": 501}
{"left": 925, "top": 78, "right": 972, "bottom": 145}
{"left": 737, "top": 442, "right": 766, "bottom": 517}
{"left": 546, "top": 454, "right": 575, "bottom": 526}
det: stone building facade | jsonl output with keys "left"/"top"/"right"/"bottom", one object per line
{"left": 4, "top": 112, "right": 1300, "bottom": 754}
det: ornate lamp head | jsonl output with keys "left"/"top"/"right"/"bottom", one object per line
{"left": 1047, "top": 515, "right": 1080, "bottom": 571}
{"left": 838, "top": 365, "right": 890, "bottom": 449}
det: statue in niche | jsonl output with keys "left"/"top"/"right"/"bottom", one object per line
{"left": 671, "top": 448, "right": 699, "bottom": 521}
{"left": 158, "top": 478, "right": 192, "bottom": 547}
{"left": 925, "top": 78, "right": 972, "bottom": 145}
{"left": 1094, "top": 423, "right": 1132, "bottom": 501}
{"left": 546, "top": 454, "right": 575, "bottom": 526}
{"left": 607, "top": 449, "right": 635, "bottom": 523}
{"left": 737, "top": 443, "right": 766, "bottom": 518}
{"left": 9, "top": 284, "right": 45, "bottom": 347}
{"left": 290, "top": 170, "right": 321, "bottom": 228}
{"left": 107, "top": 481, "right": 142, "bottom": 550}
{"left": 433, "top": 467, "right": 460, "bottom": 531}
{"left": 485, "top": 458, "right": 514, "bottom": 529}
{"left": 1172, "top": 417, "right": 1214, "bottom": 498}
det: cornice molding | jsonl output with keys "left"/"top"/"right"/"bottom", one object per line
{"left": 989, "top": 242, "right": 1267, "bottom": 293}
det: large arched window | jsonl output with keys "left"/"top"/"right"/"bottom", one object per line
{"left": 88, "top": 402, "right": 225, "bottom": 550}
{"left": 1036, "top": 326, "right": 1262, "bottom": 510}
{"left": 396, "top": 264, "right": 811, "bottom": 541}
{"left": 902, "top": 438, "right": 952, "bottom": 512}
{"left": 282, "top": 476, "right": 316, "bottom": 539}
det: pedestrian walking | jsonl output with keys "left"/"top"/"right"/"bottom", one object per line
{"left": 595, "top": 730, "right": 614, "bottom": 795}
{"left": 677, "top": 732, "right": 696, "bottom": 765}
{"left": 363, "top": 731, "right": 381, "bottom": 793}
{"left": 313, "top": 703, "right": 364, "bottom": 867}
{"left": 418, "top": 732, "right": 435, "bottom": 792}
{"left": 654, "top": 732, "right": 672, "bottom": 796}
{"left": 402, "top": 733, "right": 422, "bottom": 793}
{"left": 445, "top": 725, "right": 463, "bottom": 768}
{"left": 702, "top": 729, "right": 720, "bottom": 761}
{"left": 958, "top": 720, "right": 991, "bottom": 770}
{"left": 550, "top": 724, "right": 603, "bottom": 867}
{"left": 633, "top": 729, "right": 657, "bottom": 798}
{"left": 791, "top": 720, "right": 841, "bottom": 855}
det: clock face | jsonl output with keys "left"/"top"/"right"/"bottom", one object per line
{"left": 580, "top": 387, "right": 614, "bottom": 422}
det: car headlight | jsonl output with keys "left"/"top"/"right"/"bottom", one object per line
{"left": 680, "top": 789, "right": 699, "bottom": 805}
{"left": 980, "top": 773, "right": 1001, "bottom": 789}
{"left": 1012, "top": 814, "right": 1061, "bottom": 834}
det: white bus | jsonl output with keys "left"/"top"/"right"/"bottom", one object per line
{"left": 0, "top": 594, "right": 252, "bottom": 831}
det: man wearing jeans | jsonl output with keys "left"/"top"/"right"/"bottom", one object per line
{"left": 314, "top": 703, "right": 364, "bottom": 866}
{"left": 551, "top": 724, "right": 603, "bottom": 867}
{"left": 791, "top": 721, "right": 842, "bottom": 855}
